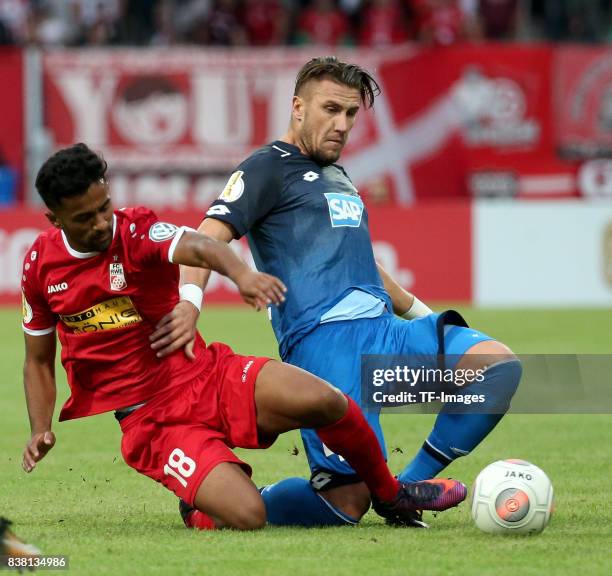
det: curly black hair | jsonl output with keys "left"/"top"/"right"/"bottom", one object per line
{"left": 294, "top": 56, "right": 381, "bottom": 109}
{"left": 35, "top": 143, "right": 108, "bottom": 209}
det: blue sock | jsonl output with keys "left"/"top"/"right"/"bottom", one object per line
{"left": 261, "top": 477, "right": 358, "bottom": 527}
{"left": 399, "top": 359, "right": 522, "bottom": 483}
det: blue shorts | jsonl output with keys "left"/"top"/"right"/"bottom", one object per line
{"left": 284, "top": 311, "right": 492, "bottom": 481}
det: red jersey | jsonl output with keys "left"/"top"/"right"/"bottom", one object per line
{"left": 21, "top": 206, "right": 209, "bottom": 421}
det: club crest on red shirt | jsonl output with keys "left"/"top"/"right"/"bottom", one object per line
{"left": 110, "top": 262, "right": 127, "bottom": 291}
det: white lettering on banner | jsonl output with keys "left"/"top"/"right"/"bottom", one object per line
{"left": 263, "top": 73, "right": 296, "bottom": 138}
{"left": 452, "top": 73, "right": 540, "bottom": 147}
{"left": 50, "top": 68, "right": 295, "bottom": 152}
{"left": 192, "top": 73, "right": 252, "bottom": 145}
{"left": 55, "top": 72, "right": 117, "bottom": 143}
{"left": 0, "top": 229, "right": 41, "bottom": 292}
{"left": 43, "top": 52, "right": 313, "bottom": 166}
{"left": 113, "top": 91, "right": 188, "bottom": 145}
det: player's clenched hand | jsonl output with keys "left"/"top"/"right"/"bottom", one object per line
{"left": 235, "top": 271, "right": 287, "bottom": 311}
{"left": 150, "top": 300, "right": 199, "bottom": 359}
{"left": 22, "top": 431, "right": 55, "bottom": 473}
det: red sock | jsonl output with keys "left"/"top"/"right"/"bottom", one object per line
{"left": 316, "top": 396, "right": 400, "bottom": 503}
{"left": 185, "top": 509, "right": 216, "bottom": 530}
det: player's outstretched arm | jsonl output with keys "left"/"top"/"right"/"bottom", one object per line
{"left": 376, "top": 261, "right": 433, "bottom": 319}
{"left": 22, "top": 332, "right": 57, "bottom": 473}
{"left": 150, "top": 219, "right": 235, "bottom": 358}
{"left": 171, "top": 229, "right": 286, "bottom": 311}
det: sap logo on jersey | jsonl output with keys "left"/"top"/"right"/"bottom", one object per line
{"left": 324, "top": 193, "right": 364, "bottom": 228}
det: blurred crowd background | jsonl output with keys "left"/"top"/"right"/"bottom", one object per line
{"left": 1, "top": 0, "right": 612, "bottom": 49}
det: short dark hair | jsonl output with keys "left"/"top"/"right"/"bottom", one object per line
{"left": 294, "top": 56, "right": 381, "bottom": 109}
{"left": 35, "top": 143, "right": 107, "bottom": 209}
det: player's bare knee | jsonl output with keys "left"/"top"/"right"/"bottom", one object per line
{"left": 229, "top": 495, "right": 266, "bottom": 530}
{"left": 315, "top": 384, "right": 347, "bottom": 424}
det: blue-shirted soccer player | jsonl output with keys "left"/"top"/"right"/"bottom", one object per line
{"left": 151, "top": 57, "right": 521, "bottom": 528}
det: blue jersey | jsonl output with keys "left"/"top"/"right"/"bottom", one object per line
{"left": 206, "top": 141, "right": 391, "bottom": 358}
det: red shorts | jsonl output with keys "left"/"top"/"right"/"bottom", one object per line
{"left": 119, "top": 342, "right": 273, "bottom": 505}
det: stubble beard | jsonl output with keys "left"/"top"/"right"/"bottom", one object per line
{"left": 311, "top": 149, "right": 340, "bottom": 167}
{"left": 88, "top": 231, "right": 113, "bottom": 252}
{"left": 303, "top": 128, "right": 342, "bottom": 167}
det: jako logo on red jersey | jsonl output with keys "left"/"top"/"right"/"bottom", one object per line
{"left": 324, "top": 193, "right": 364, "bottom": 228}
{"left": 48, "top": 282, "right": 68, "bottom": 294}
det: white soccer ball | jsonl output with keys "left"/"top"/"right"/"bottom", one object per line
{"left": 471, "top": 459, "right": 554, "bottom": 535}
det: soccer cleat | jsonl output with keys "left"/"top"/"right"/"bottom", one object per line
{"left": 0, "top": 517, "right": 41, "bottom": 557}
{"left": 179, "top": 499, "right": 215, "bottom": 530}
{"left": 372, "top": 478, "right": 467, "bottom": 526}
{"left": 383, "top": 508, "right": 429, "bottom": 529}
{"left": 411, "top": 478, "right": 468, "bottom": 511}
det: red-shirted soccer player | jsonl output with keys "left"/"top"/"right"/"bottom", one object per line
{"left": 21, "top": 143, "right": 465, "bottom": 530}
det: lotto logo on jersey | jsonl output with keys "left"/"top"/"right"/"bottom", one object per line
{"left": 207, "top": 204, "right": 231, "bottom": 217}
{"left": 324, "top": 193, "right": 364, "bottom": 228}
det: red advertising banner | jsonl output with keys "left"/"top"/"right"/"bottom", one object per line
{"left": 42, "top": 48, "right": 404, "bottom": 173}
{"left": 352, "top": 45, "right": 554, "bottom": 200}
{"left": 0, "top": 203, "right": 471, "bottom": 306}
{"left": 0, "top": 49, "right": 24, "bottom": 202}
{"left": 42, "top": 45, "right": 579, "bottom": 204}
{"left": 359, "top": 44, "right": 578, "bottom": 201}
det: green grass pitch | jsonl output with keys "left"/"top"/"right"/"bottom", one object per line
{"left": 1, "top": 306, "right": 611, "bottom": 576}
